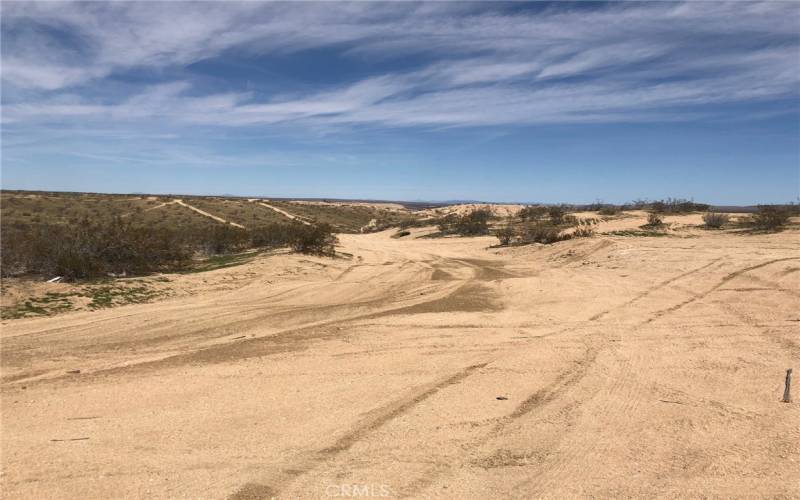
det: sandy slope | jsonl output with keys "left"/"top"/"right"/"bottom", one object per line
{"left": 1, "top": 226, "right": 798, "bottom": 499}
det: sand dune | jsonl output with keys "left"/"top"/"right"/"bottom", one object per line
{"left": 1, "top": 227, "right": 798, "bottom": 498}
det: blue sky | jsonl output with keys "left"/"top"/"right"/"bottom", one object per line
{"left": 1, "top": 1, "right": 798, "bottom": 204}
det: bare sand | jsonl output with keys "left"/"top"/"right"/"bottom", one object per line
{"left": 1, "top": 223, "right": 798, "bottom": 499}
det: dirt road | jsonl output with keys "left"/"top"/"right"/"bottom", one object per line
{"left": 2, "top": 227, "right": 798, "bottom": 498}
{"left": 256, "top": 201, "right": 312, "bottom": 225}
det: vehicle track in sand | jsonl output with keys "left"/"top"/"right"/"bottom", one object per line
{"left": 2, "top": 228, "right": 798, "bottom": 499}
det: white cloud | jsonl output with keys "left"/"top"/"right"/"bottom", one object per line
{"left": 2, "top": 1, "right": 798, "bottom": 130}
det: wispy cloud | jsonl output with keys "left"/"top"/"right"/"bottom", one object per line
{"left": 2, "top": 1, "right": 798, "bottom": 132}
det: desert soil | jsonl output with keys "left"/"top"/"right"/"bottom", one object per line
{"left": 1, "top": 219, "right": 799, "bottom": 499}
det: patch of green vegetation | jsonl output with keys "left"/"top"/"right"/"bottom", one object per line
{"left": 1, "top": 283, "right": 166, "bottom": 319}
{"left": 83, "top": 284, "right": 162, "bottom": 309}
{"left": 1, "top": 291, "right": 77, "bottom": 319}
{"left": 183, "top": 251, "right": 257, "bottom": 274}
{"left": 606, "top": 230, "right": 668, "bottom": 237}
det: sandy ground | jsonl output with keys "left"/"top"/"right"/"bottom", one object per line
{"left": 419, "top": 204, "right": 525, "bottom": 218}
{"left": 290, "top": 200, "right": 408, "bottom": 212}
{"left": 1, "top": 223, "right": 799, "bottom": 499}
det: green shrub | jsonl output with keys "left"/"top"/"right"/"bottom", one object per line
{"left": 288, "top": 223, "right": 338, "bottom": 255}
{"left": 1, "top": 218, "right": 340, "bottom": 279}
{"left": 522, "top": 223, "right": 566, "bottom": 244}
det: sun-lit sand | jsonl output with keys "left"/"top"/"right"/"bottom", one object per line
{"left": 1, "top": 213, "right": 798, "bottom": 498}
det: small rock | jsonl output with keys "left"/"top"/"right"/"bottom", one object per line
{"left": 496, "top": 396, "right": 508, "bottom": 400}
{"left": 67, "top": 370, "right": 81, "bottom": 374}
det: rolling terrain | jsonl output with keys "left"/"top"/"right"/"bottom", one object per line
{"left": 1, "top": 214, "right": 798, "bottom": 498}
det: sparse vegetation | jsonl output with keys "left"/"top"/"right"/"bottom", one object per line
{"left": 624, "top": 198, "right": 709, "bottom": 213}
{"left": 643, "top": 212, "right": 664, "bottom": 228}
{"left": 607, "top": 230, "right": 669, "bottom": 237}
{"left": 598, "top": 205, "right": 620, "bottom": 216}
{"left": 518, "top": 205, "right": 549, "bottom": 221}
{"left": 494, "top": 225, "right": 516, "bottom": 246}
{"left": 288, "top": 223, "right": 338, "bottom": 255}
{"left": 751, "top": 205, "right": 792, "bottom": 230}
{"left": 702, "top": 212, "right": 729, "bottom": 229}
{"left": 0, "top": 282, "right": 166, "bottom": 319}
{"left": 548, "top": 206, "right": 566, "bottom": 224}
{"left": 438, "top": 209, "right": 491, "bottom": 236}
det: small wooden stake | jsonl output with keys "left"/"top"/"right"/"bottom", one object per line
{"left": 782, "top": 368, "right": 792, "bottom": 403}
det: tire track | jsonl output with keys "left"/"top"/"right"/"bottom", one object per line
{"left": 254, "top": 201, "right": 312, "bottom": 226}
{"left": 642, "top": 257, "right": 800, "bottom": 325}
{"left": 228, "top": 362, "right": 490, "bottom": 500}
{"left": 174, "top": 199, "right": 246, "bottom": 229}
{"left": 590, "top": 258, "right": 724, "bottom": 321}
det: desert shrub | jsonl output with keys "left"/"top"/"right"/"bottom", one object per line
{"left": 751, "top": 206, "right": 791, "bottom": 230}
{"left": 288, "top": 223, "right": 338, "bottom": 255}
{"left": 522, "top": 223, "right": 566, "bottom": 244}
{"left": 702, "top": 212, "right": 729, "bottom": 229}
{"left": 1, "top": 218, "right": 191, "bottom": 279}
{"left": 438, "top": 209, "right": 490, "bottom": 236}
{"left": 495, "top": 226, "right": 515, "bottom": 246}
{"left": 248, "top": 223, "right": 295, "bottom": 247}
{"left": 548, "top": 206, "right": 566, "bottom": 224}
{"left": 457, "top": 209, "right": 491, "bottom": 235}
{"left": 645, "top": 212, "right": 664, "bottom": 227}
{"left": 1, "top": 217, "right": 340, "bottom": 279}
{"left": 635, "top": 198, "right": 710, "bottom": 214}
{"left": 572, "top": 227, "right": 594, "bottom": 238}
{"left": 197, "top": 225, "right": 250, "bottom": 255}
{"left": 598, "top": 206, "right": 619, "bottom": 216}
{"left": 518, "top": 205, "right": 548, "bottom": 220}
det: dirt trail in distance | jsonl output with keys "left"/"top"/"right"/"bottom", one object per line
{"left": 255, "top": 200, "right": 312, "bottom": 225}
{"left": 173, "top": 199, "right": 246, "bottom": 228}
{"left": 2, "top": 223, "right": 798, "bottom": 499}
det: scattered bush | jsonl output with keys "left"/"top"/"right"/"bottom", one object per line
{"left": 518, "top": 205, "right": 548, "bottom": 220}
{"left": 438, "top": 209, "right": 490, "bottom": 236}
{"left": 288, "top": 223, "right": 338, "bottom": 256}
{"left": 702, "top": 212, "right": 729, "bottom": 229}
{"left": 572, "top": 227, "right": 595, "bottom": 238}
{"left": 751, "top": 205, "right": 791, "bottom": 230}
{"left": 523, "top": 223, "right": 566, "bottom": 244}
{"left": 495, "top": 226, "right": 516, "bottom": 246}
{"left": 598, "top": 206, "right": 619, "bottom": 216}
{"left": 644, "top": 212, "right": 664, "bottom": 227}
{"left": 625, "top": 198, "right": 709, "bottom": 213}
{"left": 548, "top": 206, "right": 566, "bottom": 224}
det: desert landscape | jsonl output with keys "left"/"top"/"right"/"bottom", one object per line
{"left": 3, "top": 2, "right": 799, "bottom": 498}
{"left": 1, "top": 192, "right": 798, "bottom": 499}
